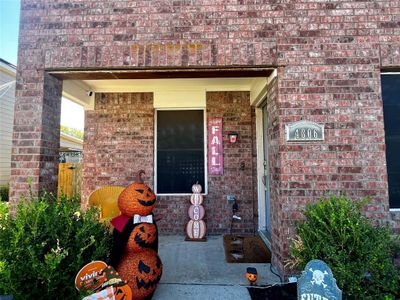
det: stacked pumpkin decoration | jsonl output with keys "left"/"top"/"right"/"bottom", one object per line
{"left": 186, "top": 182, "right": 206, "bottom": 240}
{"left": 109, "top": 170, "right": 162, "bottom": 300}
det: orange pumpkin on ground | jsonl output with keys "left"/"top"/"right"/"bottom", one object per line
{"left": 117, "top": 249, "right": 162, "bottom": 300}
{"left": 118, "top": 182, "right": 156, "bottom": 216}
{"left": 246, "top": 267, "right": 258, "bottom": 285}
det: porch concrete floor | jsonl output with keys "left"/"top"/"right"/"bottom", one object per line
{"left": 153, "top": 235, "right": 280, "bottom": 300}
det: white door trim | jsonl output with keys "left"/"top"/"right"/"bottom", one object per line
{"left": 256, "top": 106, "right": 266, "bottom": 231}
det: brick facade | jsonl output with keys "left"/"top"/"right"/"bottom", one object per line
{"left": 83, "top": 93, "right": 155, "bottom": 202}
{"left": 12, "top": 0, "right": 400, "bottom": 274}
{"left": 83, "top": 91, "right": 257, "bottom": 235}
{"left": 206, "top": 92, "right": 256, "bottom": 235}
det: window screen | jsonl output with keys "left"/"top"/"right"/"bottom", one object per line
{"left": 382, "top": 74, "right": 400, "bottom": 208}
{"left": 156, "top": 110, "right": 205, "bottom": 194}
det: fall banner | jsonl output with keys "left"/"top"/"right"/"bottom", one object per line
{"left": 208, "top": 118, "right": 223, "bottom": 175}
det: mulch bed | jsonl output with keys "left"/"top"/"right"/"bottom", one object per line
{"left": 223, "top": 235, "right": 271, "bottom": 263}
{"left": 247, "top": 283, "right": 297, "bottom": 300}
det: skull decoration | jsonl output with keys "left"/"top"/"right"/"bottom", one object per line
{"left": 309, "top": 268, "right": 328, "bottom": 288}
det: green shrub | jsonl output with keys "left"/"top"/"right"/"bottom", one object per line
{"left": 0, "top": 185, "right": 9, "bottom": 202}
{"left": 289, "top": 195, "right": 400, "bottom": 299}
{"left": 0, "top": 192, "right": 112, "bottom": 299}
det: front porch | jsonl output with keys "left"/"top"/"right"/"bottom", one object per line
{"left": 154, "top": 235, "right": 280, "bottom": 299}
{"left": 10, "top": 67, "right": 287, "bottom": 273}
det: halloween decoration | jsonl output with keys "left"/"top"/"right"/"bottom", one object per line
{"left": 190, "top": 193, "right": 203, "bottom": 206}
{"left": 186, "top": 183, "right": 207, "bottom": 240}
{"left": 246, "top": 267, "right": 258, "bottom": 285}
{"left": 126, "top": 223, "right": 157, "bottom": 253}
{"left": 191, "top": 182, "right": 202, "bottom": 193}
{"left": 75, "top": 261, "right": 132, "bottom": 300}
{"left": 186, "top": 220, "right": 207, "bottom": 239}
{"left": 83, "top": 287, "right": 114, "bottom": 300}
{"left": 75, "top": 261, "right": 108, "bottom": 291}
{"left": 118, "top": 249, "right": 162, "bottom": 300}
{"left": 118, "top": 182, "right": 156, "bottom": 216}
{"left": 110, "top": 170, "right": 162, "bottom": 300}
{"left": 188, "top": 205, "right": 205, "bottom": 221}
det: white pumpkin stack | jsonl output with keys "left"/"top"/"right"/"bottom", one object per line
{"left": 186, "top": 183, "right": 206, "bottom": 240}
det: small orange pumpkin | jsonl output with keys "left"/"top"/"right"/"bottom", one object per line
{"left": 118, "top": 249, "right": 162, "bottom": 300}
{"left": 246, "top": 267, "right": 257, "bottom": 284}
{"left": 126, "top": 223, "right": 157, "bottom": 253}
{"left": 118, "top": 182, "right": 156, "bottom": 216}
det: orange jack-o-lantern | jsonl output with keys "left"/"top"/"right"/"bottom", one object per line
{"left": 126, "top": 223, "right": 157, "bottom": 253}
{"left": 118, "top": 249, "right": 163, "bottom": 300}
{"left": 118, "top": 182, "right": 156, "bottom": 216}
{"left": 246, "top": 267, "right": 257, "bottom": 284}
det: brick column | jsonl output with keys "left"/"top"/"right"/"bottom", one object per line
{"left": 9, "top": 71, "right": 62, "bottom": 207}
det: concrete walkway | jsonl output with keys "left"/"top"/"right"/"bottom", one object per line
{"left": 153, "top": 235, "right": 280, "bottom": 300}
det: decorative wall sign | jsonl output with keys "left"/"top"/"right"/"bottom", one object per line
{"left": 286, "top": 120, "right": 324, "bottom": 142}
{"left": 186, "top": 183, "right": 206, "bottom": 240}
{"left": 75, "top": 261, "right": 132, "bottom": 300}
{"left": 208, "top": 118, "right": 223, "bottom": 175}
{"left": 297, "top": 259, "right": 342, "bottom": 300}
{"left": 75, "top": 261, "right": 108, "bottom": 291}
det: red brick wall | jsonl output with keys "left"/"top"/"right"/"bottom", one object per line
{"left": 206, "top": 91, "right": 256, "bottom": 235}
{"left": 264, "top": 77, "right": 286, "bottom": 271}
{"left": 11, "top": 0, "right": 400, "bottom": 274}
{"left": 10, "top": 72, "right": 62, "bottom": 209}
{"left": 83, "top": 93, "right": 154, "bottom": 202}
{"left": 83, "top": 91, "right": 257, "bottom": 235}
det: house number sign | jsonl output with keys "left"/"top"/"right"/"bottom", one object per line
{"left": 285, "top": 120, "right": 324, "bottom": 142}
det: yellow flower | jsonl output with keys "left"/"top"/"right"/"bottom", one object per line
{"left": 73, "top": 211, "right": 81, "bottom": 219}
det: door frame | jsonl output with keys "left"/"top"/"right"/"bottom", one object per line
{"left": 254, "top": 69, "right": 277, "bottom": 248}
{"left": 256, "top": 99, "right": 273, "bottom": 249}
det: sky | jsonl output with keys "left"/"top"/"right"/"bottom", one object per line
{"left": 0, "top": 0, "right": 20, "bottom": 66}
{"left": 0, "top": 0, "right": 85, "bottom": 132}
{"left": 61, "top": 98, "right": 85, "bottom": 132}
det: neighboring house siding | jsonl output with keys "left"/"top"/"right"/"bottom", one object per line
{"left": 0, "top": 65, "right": 16, "bottom": 186}
{"left": 60, "top": 133, "right": 83, "bottom": 151}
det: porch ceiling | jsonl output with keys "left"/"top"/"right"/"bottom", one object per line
{"left": 60, "top": 68, "right": 276, "bottom": 109}
{"left": 81, "top": 77, "right": 264, "bottom": 92}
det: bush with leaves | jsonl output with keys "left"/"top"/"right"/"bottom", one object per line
{"left": 289, "top": 195, "right": 399, "bottom": 300}
{"left": 0, "top": 192, "right": 112, "bottom": 299}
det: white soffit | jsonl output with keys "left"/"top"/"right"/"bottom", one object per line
{"left": 78, "top": 78, "right": 261, "bottom": 92}
{"left": 64, "top": 75, "right": 276, "bottom": 109}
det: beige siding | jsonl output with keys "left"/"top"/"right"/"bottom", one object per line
{"left": 0, "top": 67, "right": 16, "bottom": 186}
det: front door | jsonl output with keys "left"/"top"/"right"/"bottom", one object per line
{"left": 262, "top": 103, "right": 272, "bottom": 235}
